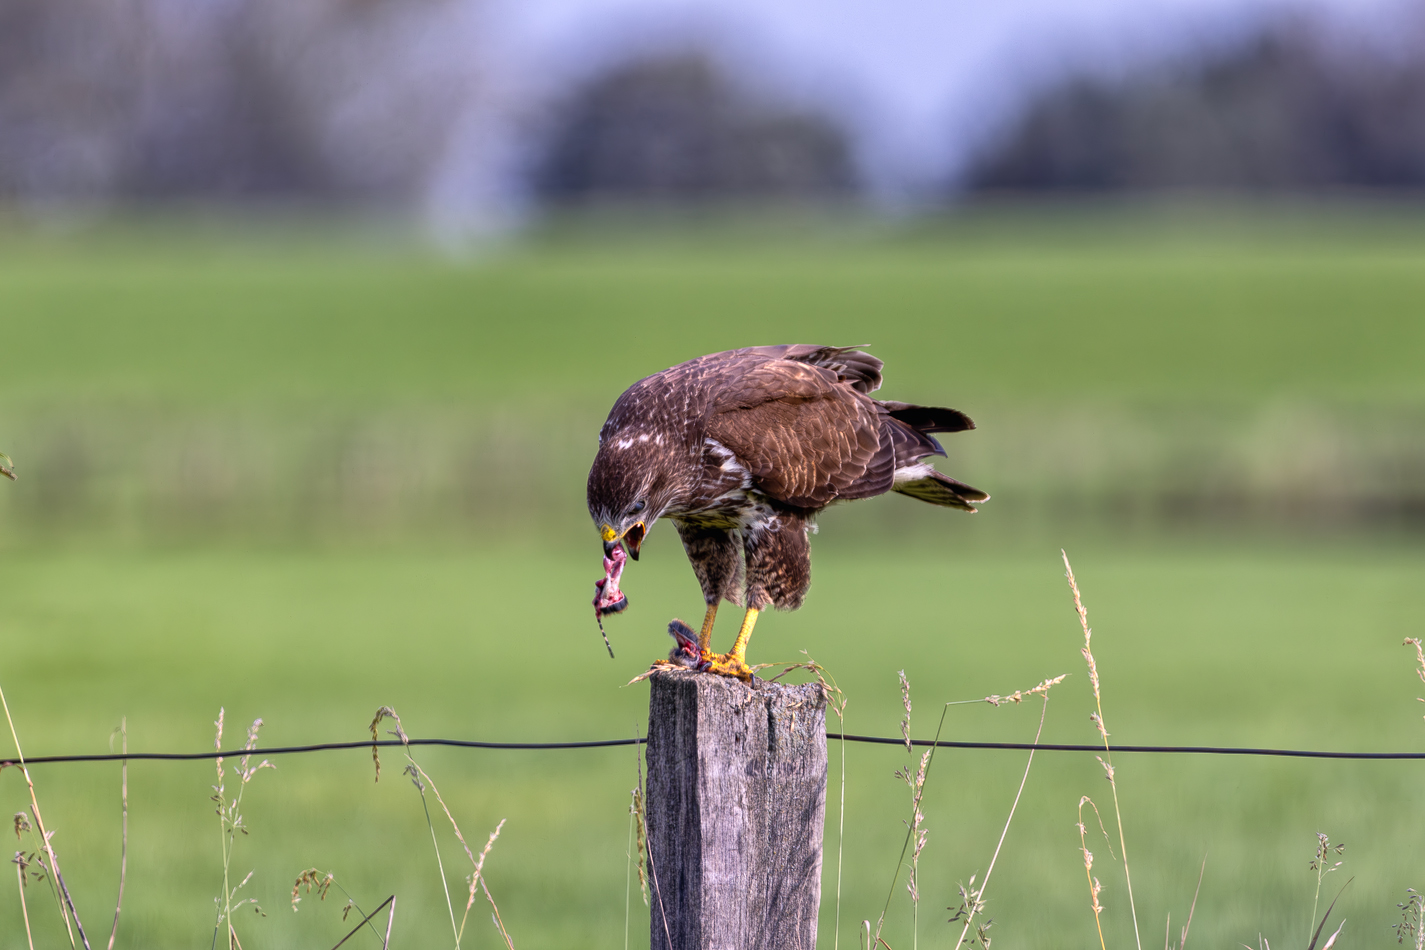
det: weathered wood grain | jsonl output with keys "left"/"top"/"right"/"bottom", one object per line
{"left": 645, "top": 669, "right": 828, "bottom": 950}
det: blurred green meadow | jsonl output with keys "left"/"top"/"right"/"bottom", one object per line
{"left": 1, "top": 206, "right": 1424, "bottom": 948}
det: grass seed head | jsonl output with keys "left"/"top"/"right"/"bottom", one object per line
{"left": 1393, "top": 888, "right": 1423, "bottom": 949}
{"left": 915, "top": 749, "right": 931, "bottom": 792}
{"left": 898, "top": 670, "right": 912, "bottom": 753}
{"left": 911, "top": 828, "right": 928, "bottom": 862}
{"left": 984, "top": 673, "right": 1068, "bottom": 706}
{"left": 1309, "top": 832, "right": 1344, "bottom": 872}
{"left": 1406, "top": 639, "right": 1425, "bottom": 719}
{"left": 1062, "top": 551, "right": 1101, "bottom": 701}
{"left": 214, "top": 707, "right": 226, "bottom": 784}
{"left": 369, "top": 706, "right": 408, "bottom": 782}
{"left": 290, "top": 869, "right": 333, "bottom": 910}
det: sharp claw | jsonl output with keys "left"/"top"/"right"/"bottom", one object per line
{"left": 703, "top": 652, "right": 754, "bottom": 683}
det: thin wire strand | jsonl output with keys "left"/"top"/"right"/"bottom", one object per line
{"left": 5, "top": 733, "right": 1425, "bottom": 766}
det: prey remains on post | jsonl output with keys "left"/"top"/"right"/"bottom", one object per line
{"left": 588, "top": 344, "right": 987, "bottom": 681}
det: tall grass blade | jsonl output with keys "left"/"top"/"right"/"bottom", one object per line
{"left": 1064, "top": 549, "right": 1142, "bottom": 950}
{"left": 107, "top": 718, "right": 128, "bottom": 950}
{"left": 1305, "top": 879, "right": 1352, "bottom": 950}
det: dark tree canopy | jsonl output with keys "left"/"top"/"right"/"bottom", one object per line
{"left": 966, "top": 20, "right": 1425, "bottom": 192}
{"left": 536, "top": 55, "right": 856, "bottom": 203}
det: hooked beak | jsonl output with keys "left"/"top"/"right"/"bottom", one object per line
{"left": 624, "top": 522, "right": 646, "bottom": 560}
{"left": 600, "top": 521, "right": 647, "bottom": 560}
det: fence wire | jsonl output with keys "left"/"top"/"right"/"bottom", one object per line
{"left": 4, "top": 733, "right": 1424, "bottom": 768}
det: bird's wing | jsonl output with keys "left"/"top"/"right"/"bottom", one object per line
{"left": 706, "top": 359, "right": 889, "bottom": 508}
{"left": 702, "top": 345, "right": 884, "bottom": 393}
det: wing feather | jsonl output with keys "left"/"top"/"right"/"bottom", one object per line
{"left": 706, "top": 359, "right": 887, "bottom": 508}
{"left": 704, "top": 344, "right": 884, "bottom": 393}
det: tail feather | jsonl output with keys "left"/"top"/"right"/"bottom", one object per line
{"left": 893, "top": 467, "right": 989, "bottom": 512}
{"left": 878, "top": 401, "right": 975, "bottom": 433}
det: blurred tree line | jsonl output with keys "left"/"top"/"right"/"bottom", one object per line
{"left": 5, "top": 1, "right": 1425, "bottom": 211}
{"left": 0, "top": 0, "right": 854, "bottom": 211}
{"left": 0, "top": 0, "right": 492, "bottom": 204}
{"left": 535, "top": 56, "right": 854, "bottom": 203}
{"left": 966, "top": 17, "right": 1425, "bottom": 193}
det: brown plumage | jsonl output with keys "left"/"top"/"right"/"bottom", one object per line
{"left": 588, "top": 344, "right": 987, "bottom": 680}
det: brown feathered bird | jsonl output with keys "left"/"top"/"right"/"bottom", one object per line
{"left": 588, "top": 345, "right": 987, "bottom": 680}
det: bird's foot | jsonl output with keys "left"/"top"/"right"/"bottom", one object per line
{"left": 658, "top": 620, "right": 753, "bottom": 682}
{"left": 702, "top": 651, "right": 754, "bottom": 683}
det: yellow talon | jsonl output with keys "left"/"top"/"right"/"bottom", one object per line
{"left": 704, "top": 652, "right": 753, "bottom": 683}
{"left": 702, "top": 607, "right": 759, "bottom": 683}
{"left": 697, "top": 603, "right": 718, "bottom": 654}
{"left": 729, "top": 606, "right": 759, "bottom": 662}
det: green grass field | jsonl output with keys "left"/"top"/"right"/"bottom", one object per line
{"left": 0, "top": 206, "right": 1423, "bottom": 948}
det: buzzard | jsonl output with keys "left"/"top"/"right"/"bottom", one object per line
{"left": 588, "top": 345, "right": 987, "bottom": 681}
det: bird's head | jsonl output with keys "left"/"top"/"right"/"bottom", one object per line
{"left": 586, "top": 435, "right": 680, "bottom": 561}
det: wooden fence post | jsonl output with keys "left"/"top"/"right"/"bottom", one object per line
{"left": 645, "top": 669, "right": 828, "bottom": 950}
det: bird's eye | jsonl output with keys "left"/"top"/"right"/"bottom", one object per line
{"left": 629, "top": 499, "right": 646, "bottom": 515}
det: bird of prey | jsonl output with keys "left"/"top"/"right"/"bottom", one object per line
{"left": 588, "top": 344, "right": 987, "bottom": 681}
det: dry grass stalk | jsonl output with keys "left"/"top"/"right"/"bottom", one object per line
{"left": 478, "top": 877, "right": 514, "bottom": 949}
{"left": 106, "top": 719, "right": 127, "bottom": 950}
{"left": 623, "top": 787, "right": 637, "bottom": 950}
{"left": 0, "top": 451, "right": 16, "bottom": 481}
{"left": 212, "top": 710, "right": 274, "bottom": 950}
{"left": 949, "top": 676, "right": 1065, "bottom": 950}
{"left": 1405, "top": 638, "right": 1425, "bottom": 720}
{"left": 633, "top": 728, "right": 674, "bottom": 950}
{"left": 875, "top": 671, "right": 931, "bottom": 949}
{"left": 14, "top": 845, "right": 35, "bottom": 950}
{"left": 874, "top": 672, "right": 943, "bottom": 950}
{"left": 370, "top": 707, "right": 457, "bottom": 943}
{"left": 874, "top": 670, "right": 1066, "bottom": 950}
{"left": 1163, "top": 854, "right": 1206, "bottom": 950}
{"left": 1077, "top": 796, "right": 1108, "bottom": 950}
{"left": 622, "top": 727, "right": 649, "bottom": 950}
{"left": 631, "top": 786, "right": 648, "bottom": 906}
{"left": 292, "top": 868, "right": 395, "bottom": 946}
{"left": 1, "top": 679, "right": 87, "bottom": 948}
{"left": 369, "top": 707, "right": 513, "bottom": 950}
{"left": 983, "top": 674, "right": 1067, "bottom": 707}
{"left": 291, "top": 869, "right": 335, "bottom": 908}
{"left": 458, "top": 819, "right": 507, "bottom": 944}
{"left": 899, "top": 671, "right": 913, "bottom": 754}
{"left": 1064, "top": 549, "right": 1142, "bottom": 950}
{"left": 1307, "top": 833, "right": 1344, "bottom": 945}
{"left": 1245, "top": 839, "right": 1352, "bottom": 950}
